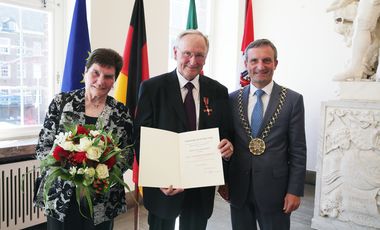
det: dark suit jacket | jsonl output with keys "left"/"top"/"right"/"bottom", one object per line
{"left": 134, "top": 70, "right": 232, "bottom": 219}
{"left": 228, "top": 82, "right": 306, "bottom": 214}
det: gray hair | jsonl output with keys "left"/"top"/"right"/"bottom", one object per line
{"left": 174, "top": 29, "right": 209, "bottom": 53}
{"left": 244, "top": 39, "right": 278, "bottom": 61}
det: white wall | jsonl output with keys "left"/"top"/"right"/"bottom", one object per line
{"left": 205, "top": 0, "right": 348, "bottom": 171}
{"left": 252, "top": 0, "right": 350, "bottom": 170}
{"left": 90, "top": 0, "right": 170, "bottom": 77}
{"left": 210, "top": 0, "right": 244, "bottom": 91}
{"left": 66, "top": 0, "right": 351, "bottom": 171}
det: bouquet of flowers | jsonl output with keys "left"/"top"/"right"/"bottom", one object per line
{"left": 41, "top": 123, "right": 131, "bottom": 218}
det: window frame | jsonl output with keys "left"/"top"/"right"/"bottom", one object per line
{"left": 0, "top": 0, "right": 64, "bottom": 141}
{"left": 0, "top": 37, "right": 10, "bottom": 54}
{"left": 0, "top": 62, "right": 10, "bottom": 78}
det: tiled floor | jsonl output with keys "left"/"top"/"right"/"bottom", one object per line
{"left": 26, "top": 184, "right": 315, "bottom": 230}
{"left": 114, "top": 184, "right": 315, "bottom": 230}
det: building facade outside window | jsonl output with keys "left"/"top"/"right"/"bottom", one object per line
{"left": 0, "top": 0, "right": 63, "bottom": 140}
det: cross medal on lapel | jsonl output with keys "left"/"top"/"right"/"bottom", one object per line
{"left": 203, "top": 97, "right": 212, "bottom": 116}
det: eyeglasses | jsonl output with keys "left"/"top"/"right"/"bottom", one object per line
{"left": 179, "top": 50, "right": 206, "bottom": 61}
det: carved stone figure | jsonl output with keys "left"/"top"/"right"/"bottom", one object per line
{"left": 319, "top": 106, "right": 380, "bottom": 228}
{"left": 327, "top": 0, "right": 380, "bottom": 81}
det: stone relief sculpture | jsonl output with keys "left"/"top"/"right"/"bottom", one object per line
{"left": 320, "top": 107, "right": 380, "bottom": 228}
{"left": 327, "top": 0, "right": 380, "bottom": 81}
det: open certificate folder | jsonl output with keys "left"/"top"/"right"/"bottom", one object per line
{"left": 139, "top": 127, "right": 225, "bottom": 189}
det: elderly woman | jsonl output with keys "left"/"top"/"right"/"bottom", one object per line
{"left": 34, "top": 48, "right": 133, "bottom": 230}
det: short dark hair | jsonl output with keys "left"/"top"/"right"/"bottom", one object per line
{"left": 244, "top": 39, "right": 278, "bottom": 61}
{"left": 85, "top": 48, "right": 123, "bottom": 79}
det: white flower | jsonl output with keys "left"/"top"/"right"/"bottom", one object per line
{"left": 69, "top": 166, "right": 77, "bottom": 176}
{"left": 90, "top": 130, "right": 100, "bottom": 137}
{"left": 60, "top": 141, "right": 76, "bottom": 151}
{"left": 77, "top": 168, "right": 85, "bottom": 174}
{"left": 86, "top": 146, "right": 102, "bottom": 161}
{"left": 97, "top": 139, "right": 105, "bottom": 147}
{"left": 96, "top": 164, "right": 109, "bottom": 179}
{"left": 84, "top": 167, "right": 96, "bottom": 178}
{"left": 54, "top": 132, "right": 66, "bottom": 145}
{"left": 78, "top": 137, "right": 93, "bottom": 151}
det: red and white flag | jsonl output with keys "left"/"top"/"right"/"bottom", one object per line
{"left": 239, "top": 0, "right": 254, "bottom": 87}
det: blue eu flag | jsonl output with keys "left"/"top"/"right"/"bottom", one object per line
{"left": 61, "top": 0, "right": 91, "bottom": 92}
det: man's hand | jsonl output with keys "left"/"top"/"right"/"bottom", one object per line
{"left": 218, "top": 139, "right": 234, "bottom": 160}
{"left": 160, "top": 185, "right": 184, "bottom": 196}
{"left": 283, "top": 193, "right": 301, "bottom": 213}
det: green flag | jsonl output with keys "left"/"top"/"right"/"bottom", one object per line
{"left": 186, "top": 0, "right": 198, "bottom": 29}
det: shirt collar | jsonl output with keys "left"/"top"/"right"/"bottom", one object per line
{"left": 176, "top": 69, "right": 200, "bottom": 90}
{"left": 250, "top": 81, "right": 274, "bottom": 97}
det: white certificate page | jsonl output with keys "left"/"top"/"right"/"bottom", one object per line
{"left": 139, "top": 127, "right": 224, "bottom": 189}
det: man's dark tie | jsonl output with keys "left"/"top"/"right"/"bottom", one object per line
{"left": 251, "top": 89, "right": 265, "bottom": 137}
{"left": 184, "top": 82, "right": 196, "bottom": 131}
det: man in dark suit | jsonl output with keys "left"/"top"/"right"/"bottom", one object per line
{"left": 134, "top": 30, "right": 234, "bottom": 230}
{"left": 228, "top": 39, "right": 307, "bottom": 230}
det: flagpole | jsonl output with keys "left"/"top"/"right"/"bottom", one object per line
{"left": 134, "top": 185, "right": 140, "bottom": 230}
{"left": 113, "top": 0, "right": 150, "bottom": 229}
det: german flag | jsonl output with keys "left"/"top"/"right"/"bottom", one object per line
{"left": 113, "top": 0, "right": 149, "bottom": 186}
{"left": 114, "top": 0, "right": 149, "bottom": 120}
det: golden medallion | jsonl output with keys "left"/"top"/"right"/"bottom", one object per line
{"left": 249, "top": 138, "right": 266, "bottom": 155}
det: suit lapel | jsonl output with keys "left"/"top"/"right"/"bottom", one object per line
{"left": 199, "top": 76, "right": 207, "bottom": 129}
{"left": 236, "top": 85, "right": 251, "bottom": 143}
{"left": 259, "top": 82, "right": 281, "bottom": 134}
{"left": 166, "top": 71, "right": 188, "bottom": 129}
{"left": 242, "top": 85, "right": 250, "bottom": 123}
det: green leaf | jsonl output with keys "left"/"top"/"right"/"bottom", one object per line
{"left": 40, "top": 155, "right": 58, "bottom": 168}
{"left": 76, "top": 186, "right": 93, "bottom": 219}
{"left": 109, "top": 172, "right": 139, "bottom": 205}
{"left": 109, "top": 172, "right": 130, "bottom": 191}
{"left": 111, "top": 165, "right": 122, "bottom": 177}
{"left": 84, "top": 124, "right": 96, "bottom": 131}
{"left": 63, "top": 122, "right": 77, "bottom": 135}
{"left": 84, "top": 186, "right": 94, "bottom": 218}
{"left": 43, "top": 167, "right": 64, "bottom": 201}
{"left": 101, "top": 149, "right": 119, "bottom": 162}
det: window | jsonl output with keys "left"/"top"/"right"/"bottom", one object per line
{"left": 168, "top": 0, "right": 214, "bottom": 73}
{"left": 32, "top": 41, "right": 42, "bottom": 56}
{"left": 16, "top": 63, "right": 26, "bottom": 79}
{"left": 0, "top": 63, "right": 10, "bottom": 78}
{"left": 0, "top": 0, "right": 63, "bottom": 140}
{"left": 32, "top": 63, "right": 41, "bottom": 79}
{"left": 0, "top": 37, "right": 10, "bottom": 54}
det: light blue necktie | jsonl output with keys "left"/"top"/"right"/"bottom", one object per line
{"left": 251, "top": 89, "right": 265, "bottom": 137}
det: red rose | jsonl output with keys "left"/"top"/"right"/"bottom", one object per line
{"left": 72, "top": 151, "right": 87, "bottom": 164}
{"left": 103, "top": 147, "right": 116, "bottom": 169}
{"left": 105, "top": 156, "right": 116, "bottom": 169}
{"left": 77, "top": 125, "right": 90, "bottom": 135}
{"left": 52, "top": 145, "right": 69, "bottom": 161}
{"left": 100, "top": 135, "right": 112, "bottom": 144}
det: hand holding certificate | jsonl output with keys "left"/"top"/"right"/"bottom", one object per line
{"left": 139, "top": 127, "right": 225, "bottom": 189}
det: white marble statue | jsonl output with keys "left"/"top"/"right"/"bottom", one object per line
{"left": 319, "top": 107, "right": 380, "bottom": 228}
{"left": 327, "top": 0, "right": 380, "bottom": 81}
